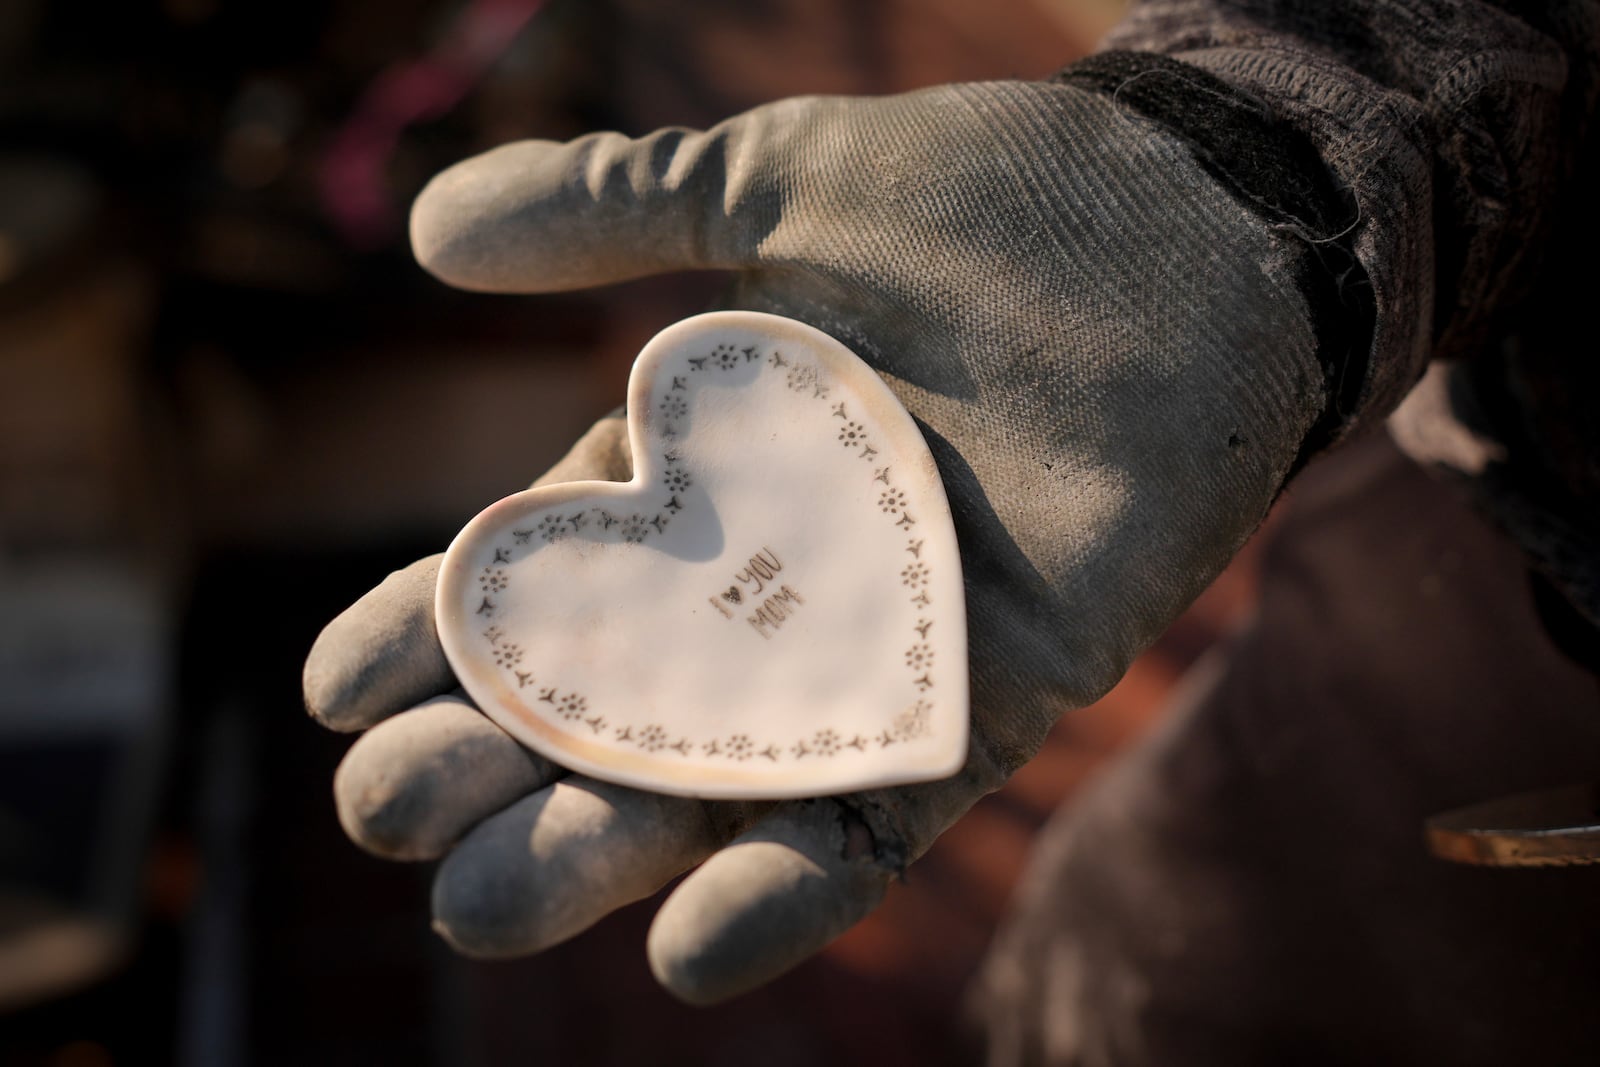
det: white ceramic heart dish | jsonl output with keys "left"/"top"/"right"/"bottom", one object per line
{"left": 436, "top": 311, "right": 968, "bottom": 799}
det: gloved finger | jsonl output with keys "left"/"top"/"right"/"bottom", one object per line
{"left": 303, "top": 414, "right": 633, "bottom": 734}
{"left": 645, "top": 739, "right": 1011, "bottom": 1005}
{"left": 430, "top": 777, "right": 761, "bottom": 958}
{"left": 645, "top": 798, "right": 893, "bottom": 1005}
{"left": 304, "top": 553, "right": 453, "bottom": 732}
{"left": 332, "top": 692, "right": 563, "bottom": 861}
{"left": 409, "top": 102, "right": 795, "bottom": 293}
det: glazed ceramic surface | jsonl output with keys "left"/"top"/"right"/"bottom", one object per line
{"left": 436, "top": 312, "right": 968, "bottom": 799}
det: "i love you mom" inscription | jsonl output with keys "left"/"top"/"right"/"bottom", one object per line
{"left": 436, "top": 312, "right": 968, "bottom": 799}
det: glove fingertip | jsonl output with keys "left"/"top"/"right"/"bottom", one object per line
{"left": 647, "top": 801, "right": 892, "bottom": 1005}
{"left": 332, "top": 751, "right": 413, "bottom": 860}
{"left": 428, "top": 820, "right": 544, "bottom": 959}
{"left": 430, "top": 905, "right": 526, "bottom": 962}
{"left": 332, "top": 696, "right": 559, "bottom": 862}
{"left": 429, "top": 780, "right": 727, "bottom": 962}
{"left": 302, "top": 555, "right": 454, "bottom": 732}
{"left": 410, "top": 156, "right": 500, "bottom": 293}
{"left": 302, "top": 652, "right": 359, "bottom": 733}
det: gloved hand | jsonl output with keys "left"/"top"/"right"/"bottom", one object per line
{"left": 303, "top": 79, "right": 1326, "bottom": 1003}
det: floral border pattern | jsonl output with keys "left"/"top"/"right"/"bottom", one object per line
{"left": 471, "top": 340, "right": 939, "bottom": 762}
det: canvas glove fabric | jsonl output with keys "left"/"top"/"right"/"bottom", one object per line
{"left": 303, "top": 79, "right": 1326, "bottom": 1003}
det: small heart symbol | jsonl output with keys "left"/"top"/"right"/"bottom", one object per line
{"left": 437, "top": 311, "right": 968, "bottom": 799}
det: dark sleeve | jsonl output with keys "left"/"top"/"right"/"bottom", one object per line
{"left": 1076, "top": 0, "right": 1599, "bottom": 428}
{"left": 1070, "top": 1, "right": 1600, "bottom": 625}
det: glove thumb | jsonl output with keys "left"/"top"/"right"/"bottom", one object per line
{"left": 410, "top": 106, "right": 792, "bottom": 293}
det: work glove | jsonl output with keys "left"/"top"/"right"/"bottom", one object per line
{"left": 303, "top": 79, "right": 1327, "bottom": 1004}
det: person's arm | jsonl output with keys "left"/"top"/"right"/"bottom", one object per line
{"left": 1085, "top": 0, "right": 1600, "bottom": 622}
{"left": 302, "top": 2, "right": 1598, "bottom": 1004}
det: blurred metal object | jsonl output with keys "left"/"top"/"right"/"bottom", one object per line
{"left": 1426, "top": 783, "right": 1600, "bottom": 867}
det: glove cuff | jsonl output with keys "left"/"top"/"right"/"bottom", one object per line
{"left": 1056, "top": 51, "right": 1373, "bottom": 475}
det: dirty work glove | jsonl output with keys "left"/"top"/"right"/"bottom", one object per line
{"left": 304, "top": 78, "right": 1330, "bottom": 1003}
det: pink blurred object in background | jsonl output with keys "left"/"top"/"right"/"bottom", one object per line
{"left": 319, "top": 0, "right": 547, "bottom": 247}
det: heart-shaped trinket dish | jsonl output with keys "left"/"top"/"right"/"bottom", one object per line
{"left": 436, "top": 311, "right": 968, "bottom": 799}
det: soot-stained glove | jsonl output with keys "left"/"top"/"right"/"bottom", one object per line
{"left": 303, "top": 78, "right": 1331, "bottom": 1004}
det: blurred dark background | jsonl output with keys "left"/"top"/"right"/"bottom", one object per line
{"left": 0, "top": 2, "right": 1282, "bottom": 1064}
